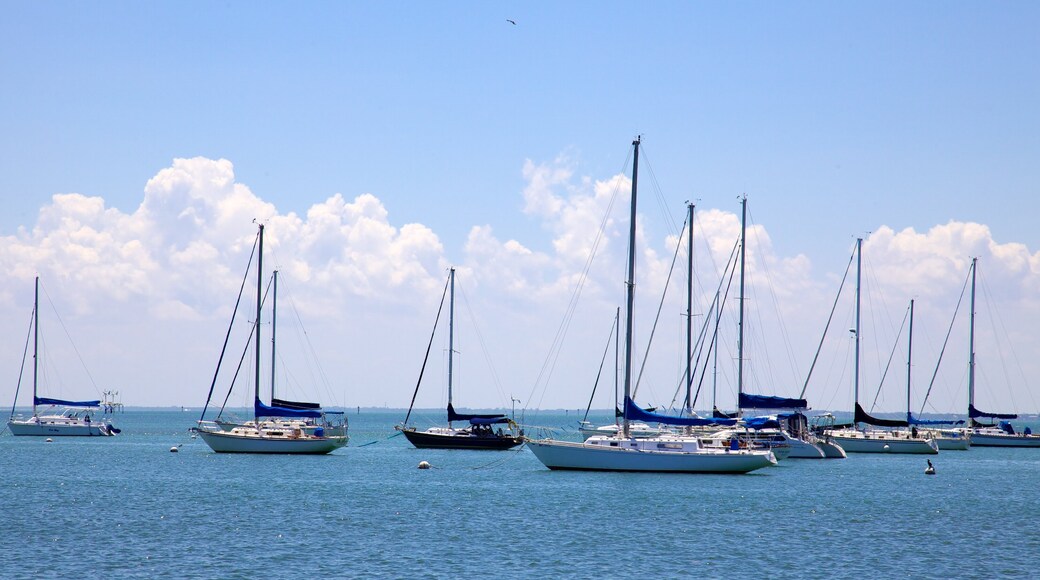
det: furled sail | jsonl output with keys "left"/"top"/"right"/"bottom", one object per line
{"left": 625, "top": 396, "right": 736, "bottom": 427}
{"left": 255, "top": 399, "right": 322, "bottom": 419}
{"left": 968, "top": 404, "right": 1017, "bottom": 420}
{"left": 738, "top": 393, "right": 808, "bottom": 410}
{"left": 34, "top": 397, "right": 101, "bottom": 408}
{"left": 854, "top": 403, "right": 909, "bottom": 427}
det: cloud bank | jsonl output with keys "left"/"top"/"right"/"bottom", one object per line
{"left": 1, "top": 155, "right": 1038, "bottom": 416}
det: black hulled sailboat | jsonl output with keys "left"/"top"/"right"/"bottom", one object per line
{"left": 397, "top": 268, "right": 523, "bottom": 450}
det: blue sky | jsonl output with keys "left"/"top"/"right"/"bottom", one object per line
{"left": 2, "top": 2, "right": 1039, "bottom": 414}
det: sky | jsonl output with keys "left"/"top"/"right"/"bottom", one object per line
{"left": 2, "top": 2, "right": 1039, "bottom": 417}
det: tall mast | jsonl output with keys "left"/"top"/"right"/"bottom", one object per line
{"left": 737, "top": 195, "right": 747, "bottom": 400}
{"left": 271, "top": 269, "right": 278, "bottom": 403}
{"left": 32, "top": 276, "right": 39, "bottom": 417}
{"left": 907, "top": 298, "right": 914, "bottom": 423}
{"left": 448, "top": 267, "right": 456, "bottom": 423}
{"left": 685, "top": 202, "right": 695, "bottom": 414}
{"left": 255, "top": 224, "right": 264, "bottom": 419}
{"left": 622, "top": 137, "right": 640, "bottom": 438}
{"left": 854, "top": 237, "right": 863, "bottom": 427}
{"left": 968, "top": 257, "right": 977, "bottom": 415}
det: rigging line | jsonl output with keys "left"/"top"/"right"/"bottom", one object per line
{"left": 745, "top": 206, "right": 802, "bottom": 390}
{"left": 9, "top": 305, "right": 34, "bottom": 419}
{"left": 355, "top": 430, "right": 405, "bottom": 447}
{"left": 38, "top": 281, "right": 100, "bottom": 395}
{"left": 639, "top": 146, "right": 683, "bottom": 237}
{"left": 801, "top": 244, "right": 856, "bottom": 398}
{"left": 470, "top": 443, "right": 528, "bottom": 470}
{"left": 200, "top": 231, "right": 259, "bottom": 423}
{"left": 917, "top": 266, "right": 970, "bottom": 415}
{"left": 693, "top": 236, "right": 741, "bottom": 409}
{"left": 526, "top": 149, "right": 631, "bottom": 411}
{"left": 869, "top": 302, "right": 910, "bottom": 413}
{"left": 282, "top": 281, "right": 337, "bottom": 405}
{"left": 583, "top": 312, "right": 619, "bottom": 423}
{"left": 980, "top": 272, "right": 1034, "bottom": 412}
{"left": 402, "top": 273, "right": 451, "bottom": 427}
{"left": 632, "top": 213, "right": 686, "bottom": 401}
{"left": 457, "top": 281, "right": 507, "bottom": 402}
{"left": 217, "top": 276, "right": 274, "bottom": 418}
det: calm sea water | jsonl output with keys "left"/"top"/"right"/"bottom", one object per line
{"left": 2, "top": 409, "right": 1039, "bottom": 578}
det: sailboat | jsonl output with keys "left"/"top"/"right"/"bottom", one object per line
{"left": 963, "top": 258, "right": 1040, "bottom": 447}
{"left": 397, "top": 267, "right": 523, "bottom": 450}
{"left": 6, "top": 277, "right": 118, "bottom": 437}
{"left": 194, "top": 224, "right": 348, "bottom": 454}
{"left": 708, "top": 196, "right": 841, "bottom": 459}
{"left": 525, "top": 137, "right": 776, "bottom": 473}
{"left": 825, "top": 240, "right": 938, "bottom": 454}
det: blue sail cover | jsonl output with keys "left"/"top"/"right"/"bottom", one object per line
{"left": 908, "top": 413, "right": 964, "bottom": 426}
{"left": 271, "top": 397, "right": 322, "bottom": 410}
{"left": 255, "top": 399, "right": 322, "bottom": 419}
{"left": 968, "top": 404, "right": 1017, "bottom": 420}
{"left": 624, "top": 397, "right": 737, "bottom": 427}
{"left": 34, "top": 396, "right": 101, "bottom": 408}
{"left": 743, "top": 416, "right": 781, "bottom": 429}
{"left": 447, "top": 403, "right": 507, "bottom": 423}
{"left": 739, "top": 393, "right": 808, "bottom": 409}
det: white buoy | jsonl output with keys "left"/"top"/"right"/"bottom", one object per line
{"left": 883, "top": 444, "right": 890, "bottom": 451}
{"left": 170, "top": 446, "right": 180, "bottom": 453}
{"left": 418, "top": 460, "right": 431, "bottom": 470}
{"left": 45, "top": 438, "right": 53, "bottom": 443}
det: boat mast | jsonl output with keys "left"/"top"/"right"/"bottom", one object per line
{"left": 622, "top": 137, "right": 640, "bottom": 438}
{"left": 271, "top": 269, "right": 278, "bottom": 403}
{"left": 907, "top": 299, "right": 914, "bottom": 424}
{"left": 853, "top": 237, "right": 862, "bottom": 428}
{"left": 737, "top": 195, "right": 747, "bottom": 403}
{"left": 255, "top": 224, "right": 264, "bottom": 421}
{"left": 448, "top": 266, "right": 456, "bottom": 426}
{"left": 685, "top": 202, "right": 694, "bottom": 415}
{"left": 968, "top": 257, "right": 977, "bottom": 417}
{"left": 32, "top": 276, "right": 39, "bottom": 417}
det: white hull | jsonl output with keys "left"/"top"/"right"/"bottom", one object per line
{"left": 927, "top": 429, "right": 970, "bottom": 450}
{"left": 196, "top": 425, "right": 347, "bottom": 454}
{"left": 709, "top": 428, "right": 826, "bottom": 459}
{"left": 970, "top": 431, "right": 1040, "bottom": 448}
{"left": 526, "top": 436, "right": 777, "bottom": 473}
{"left": 815, "top": 439, "right": 848, "bottom": 458}
{"left": 826, "top": 430, "right": 938, "bottom": 454}
{"left": 7, "top": 417, "right": 115, "bottom": 437}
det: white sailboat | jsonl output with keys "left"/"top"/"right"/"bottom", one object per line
{"left": 6, "top": 277, "right": 118, "bottom": 437}
{"left": 526, "top": 137, "right": 776, "bottom": 474}
{"left": 963, "top": 258, "right": 1040, "bottom": 448}
{"left": 720, "top": 196, "right": 838, "bottom": 459}
{"left": 195, "top": 224, "right": 348, "bottom": 454}
{"left": 825, "top": 240, "right": 938, "bottom": 454}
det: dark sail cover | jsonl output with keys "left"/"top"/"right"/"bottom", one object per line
{"left": 625, "top": 397, "right": 736, "bottom": 427}
{"left": 854, "top": 403, "right": 909, "bottom": 427}
{"left": 34, "top": 396, "right": 101, "bottom": 408}
{"left": 713, "top": 406, "right": 738, "bottom": 419}
{"left": 738, "top": 393, "right": 808, "bottom": 410}
{"left": 271, "top": 397, "right": 322, "bottom": 410}
{"left": 255, "top": 399, "right": 322, "bottom": 419}
{"left": 968, "top": 404, "right": 1017, "bottom": 420}
{"left": 447, "top": 403, "right": 506, "bottom": 423}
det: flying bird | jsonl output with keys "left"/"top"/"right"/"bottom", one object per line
{"left": 506, "top": 19, "right": 516, "bottom": 25}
